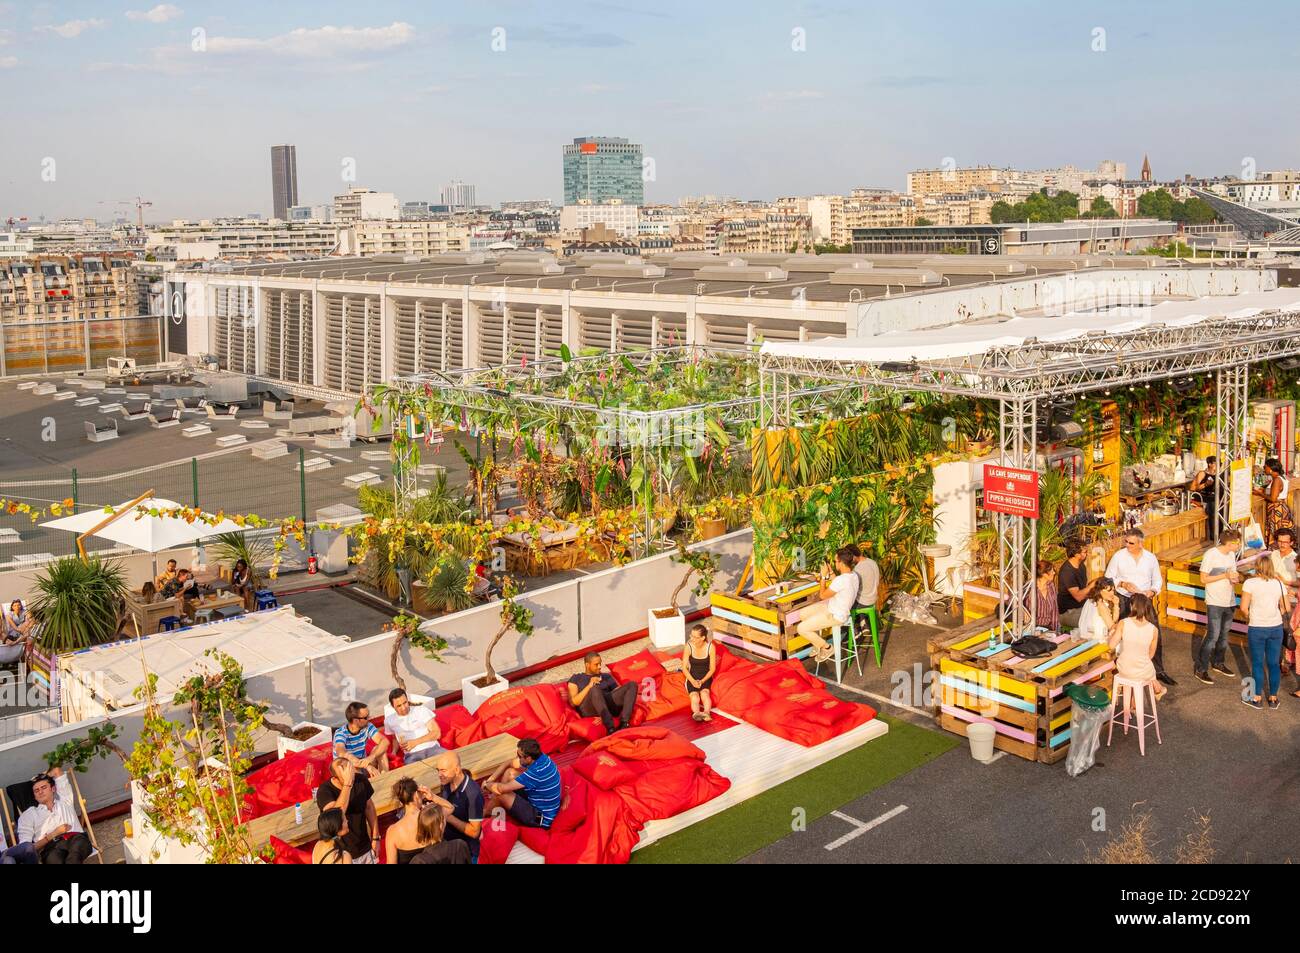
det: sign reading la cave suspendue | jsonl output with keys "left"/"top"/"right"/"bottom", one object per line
{"left": 982, "top": 464, "right": 1040, "bottom": 519}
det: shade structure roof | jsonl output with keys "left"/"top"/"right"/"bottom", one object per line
{"left": 41, "top": 498, "right": 247, "bottom": 554}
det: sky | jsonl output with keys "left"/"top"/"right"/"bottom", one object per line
{"left": 3, "top": 0, "right": 1299, "bottom": 222}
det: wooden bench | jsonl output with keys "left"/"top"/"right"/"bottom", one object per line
{"left": 244, "top": 732, "right": 519, "bottom": 849}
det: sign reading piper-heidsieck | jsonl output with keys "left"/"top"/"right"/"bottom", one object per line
{"left": 982, "top": 464, "right": 1040, "bottom": 519}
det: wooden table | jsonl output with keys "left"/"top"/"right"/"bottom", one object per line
{"left": 123, "top": 591, "right": 184, "bottom": 635}
{"left": 709, "top": 575, "right": 824, "bottom": 661}
{"left": 186, "top": 592, "right": 245, "bottom": 621}
{"left": 244, "top": 732, "right": 519, "bottom": 848}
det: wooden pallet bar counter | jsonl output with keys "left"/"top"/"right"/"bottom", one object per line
{"left": 1161, "top": 544, "right": 1270, "bottom": 643}
{"left": 927, "top": 617, "right": 1115, "bottom": 764}
{"left": 709, "top": 576, "right": 823, "bottom": 660}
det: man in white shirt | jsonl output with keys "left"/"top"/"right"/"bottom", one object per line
{"left": 16, "top": 767, "right": 91, "bottom": 864}
{"left": 796, "top": 548, "right": 860, "bottom": 663}
{"left": 1195, "top": 529, "right": 1241, "bottom": 684}
{"left": 384, "top": 688, "right": 442, "bottom": 763}
{"left": 846, "top": 544, "right": 880, "bottom": 609}
{"left": 1104, "top": 528, "right": 1174, "bottom": 686}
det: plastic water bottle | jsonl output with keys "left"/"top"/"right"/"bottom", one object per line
{"left": 294, "top": 802, "right": 303, "bottom": 826}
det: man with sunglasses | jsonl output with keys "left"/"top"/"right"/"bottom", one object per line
{"left": 1105, "top": 528, "right": 1175, "bottom": 686}
{"left": 14, "top": 767, "right": 92, "bottom": 864}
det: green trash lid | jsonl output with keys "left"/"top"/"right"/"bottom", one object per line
{"left": 1066, "top": 683, "right": 1110, "bottom": 710}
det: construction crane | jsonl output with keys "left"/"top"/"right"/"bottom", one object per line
{"left": 101, "top": 197, "right": 153, "bottom": 228}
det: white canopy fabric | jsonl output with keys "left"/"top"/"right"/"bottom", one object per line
{"left": 759, "top": 287, "right": 1300, "bottom": 364}
{"left": 41, "top": 498, "right": 247, "bottom": 554}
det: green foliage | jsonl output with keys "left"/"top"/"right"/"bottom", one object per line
{"left": 387, "top": 611, "right": 448, "bottom": 693}
{"left": 1080, "top": 196, "right": 1118, "bottom": 219}
{"left": 45, "top": 723, "right": 126, "bottom": 772}
{"left": 358, "top": 480, "right": 474, "bottom": 599}
{"left": 207, "top": 531, "right": 276, "bottom": 591}
{"left": 914, "top": 217, "right": 934, "bottom": 226}
{"left": 669, "top": 542, "right": 720, "bottom": 608}
{"left": 31, "top": 556, "right": 128, "bottom": 652}
{"left": 813, "top": 242, "right": 853, "bottom": 254}
{"left": 990, "top": 189, "right": 1081, "bottom": 224}
{"left": 422, "top": 556, "right": 478, "bottom": 614}
{"left": 1137, "top": 188, "right": 1218, "bottom": 225}
{"left": 483, "top": 576, "right": 533, "bottom": 684}
{"left": 969, "top": 469, "right": 1107, "bottom": 578}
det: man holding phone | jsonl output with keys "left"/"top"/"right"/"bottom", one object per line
{"left": 1195, "top": 529, "right": 1241, "bottom": 684}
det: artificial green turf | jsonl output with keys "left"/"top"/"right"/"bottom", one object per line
{"left": 630, "top": 713, "right": 957, "bottom": 864}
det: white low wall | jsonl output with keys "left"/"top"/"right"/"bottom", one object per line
{"left": 0, "top": 528, "right": 753, "bottom": 812}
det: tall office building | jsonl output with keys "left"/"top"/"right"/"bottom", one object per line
{"left": 270, "top": 144, "right": 298, "bottom": 221}
{"left": 440, "top": 180, "right": 476, "bottom": 210}
{"left": 563, "top": 137, "right": 644, "bottom": 205}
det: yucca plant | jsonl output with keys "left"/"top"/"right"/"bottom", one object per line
{"left": 207, "top": 531, "right": 277, "bottom": 591}
{"left": 31, "top": 556, "right": 128, "bottom": 652}
{"left": 422, "top": 556, "right": 478, "bottom": 615}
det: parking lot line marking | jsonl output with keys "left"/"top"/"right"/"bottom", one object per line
{"left": 824, "top": 804, "right": 908, "bottom": 851}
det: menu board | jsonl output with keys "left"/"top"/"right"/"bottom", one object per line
{"left": 1229, "top": 458, "right": 1253, "bottom": 523}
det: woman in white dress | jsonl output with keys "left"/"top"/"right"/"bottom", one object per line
{"left": 1076, "top": 577, "right": 1120, "bottom": 641}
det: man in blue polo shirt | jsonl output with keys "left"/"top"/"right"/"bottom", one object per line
{"left": 482, "top": 738, "right": 562, "bottom": 830}
{"left": 431, "top": 750, "right": 484, "bottom": 863}
{"left": 333, "top": 701, "right": 389, "bottom": 776}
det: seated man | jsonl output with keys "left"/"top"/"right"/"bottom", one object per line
{"left": 795, "top": 547, "right": 860, "bottom": 663}
{"left": 430, "top": 750, "right": 484, "bottom": 863}
{"left": 845, "top": 544, "right": 880, "bottom": 610}
{"left": 332, "top": 701, "right": 390, "bottom": 776}
{"left": 384, "top": 688, "right": 442, "bottom": 764}
{"left": 482, "top": 738, "right": 562, "bottom": 831}
{"left": 161, "top": 567, "right": 197, "bottom": 601}
{"left": 155, "top": 558, "right": 179, "bottom": 591}
{"left": 566, "top": 651, "right": 638, "bottom": 734}
{"left": 16, "top": 768, "right": 92, "bottom": 864}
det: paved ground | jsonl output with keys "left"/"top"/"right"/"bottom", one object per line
{"left": 744, "top": 607, "right": 1300, "bottom": 864}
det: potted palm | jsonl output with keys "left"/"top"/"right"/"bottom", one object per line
{"left": 648, "top": 542, "right": 719, "bottom": 648}
{"left": 461, "top": 577, "right": 533, "bottom": 714}
{"left": 31, "top": 556, "right": 128, "bottom": 652}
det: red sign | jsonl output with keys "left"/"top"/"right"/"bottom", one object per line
{"left": 982, "top": 464, "right": 1040, "bottom": 518}
{"left": 580, "top": 142, "right": 599, "bottom": 154}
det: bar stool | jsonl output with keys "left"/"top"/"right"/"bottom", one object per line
{"left": 852, "top": 605, "right": 884, "bottom": 668}
{"left": 255, "top": 589, "right": 278, "bottom": 611}
{"left": 159, "top": 615, "right": 182, "bottom": 632}
{"left": 193, "top": 607, "right": 216, "bottom": 625}
{"left": 1106, "top": 675, "right": 1162, "bottom": 755}
{"left": 813, "top": 622, "right": 853, "bottom": 684}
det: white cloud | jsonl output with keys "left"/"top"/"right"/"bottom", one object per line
{"left": 0, "top": 29, "right": 12, "bottom": 47}
{"left": 37, "top": 18, "right": 107, "bottom": 38}
{"left": 0, "top": 55, "right": 16, "bottom": 68}
{"left": 760, "top": 89, "right": 825, "bottom": 103}
{"left": 126, "top": 4, "right": 183, "bottom": 23}
{"left": 204, "top": 21, "right": 416, "bottom": 58}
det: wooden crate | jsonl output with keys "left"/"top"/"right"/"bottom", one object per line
{"left": 709, "top": 579, "right": 822, "bottom": 660}
{"left": 928, "top": 619, "right": 1115, "bottom": 765}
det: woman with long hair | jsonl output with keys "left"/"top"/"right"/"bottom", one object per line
{"left": 408, "top": 803, "right": 471, "bottom": 865}
{"left": 1108, "top": 592, "right": 1166, "bottom": 704}
{"left": 1077, "top": 577, "right": 1120, "bottom": 641}
{"left": 311, "top": 808, "right": 352, "bottom": 864}
{"left": 385, "top": 776, "right": 430, "bottom": 864}
{"left": 1241, "top": 556, "right": 1290, "bottom": 710}
{"left": 1256, "top": 458, "right": 1294, "bottom": 542}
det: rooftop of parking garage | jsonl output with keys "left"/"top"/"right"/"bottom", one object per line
{"left": 227, "top": 253, "right": 1255, "bottom": 305}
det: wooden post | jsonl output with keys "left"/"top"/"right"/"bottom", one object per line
{"left": 66, "top": 770, "right": 105, "bottom": 864}
{"left": 76, "top": 487, "right": 155, "bottom": 561}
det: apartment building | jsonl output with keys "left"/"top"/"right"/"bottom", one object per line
{"left": 907, "top": 165, "right": 1011, "bottom": 197}
{"left": 340, "top": 220, "right": 471, "bottom": 257}
{"left": 332, "top": 187, "right": 401, "bottom": 224}
{"left": 559, "top": 203, "right": 641, "bottom": 238}
{"left": 0, "top": 254, "right": 135, "bottom": 324}
{"left": 146, "top": 220, "right": 343, "bottom": 259}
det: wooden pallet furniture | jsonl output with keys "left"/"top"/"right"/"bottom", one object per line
{"left": 708, "top": 576, "right": 823, "bottom": 660}
{"left": 927, "top": 618, "right": 1114, "bottom": 764}
{"left": 1160, "top": 543, "right": 1270, "bottom": 644}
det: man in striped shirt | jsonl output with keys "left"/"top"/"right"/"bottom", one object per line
{"left": 482, "top": 738, "right": 562, "bottom": 830}
{"left": 333, "top": 701, "right": 389, "bottom": 776}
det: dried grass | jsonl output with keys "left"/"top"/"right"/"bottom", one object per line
{"left": 1087, "top": 807, "right": 1216, "bottom": 864}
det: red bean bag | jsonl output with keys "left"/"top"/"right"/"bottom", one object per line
{"left": 545, "top": 778, "right": 640, "bottom": 865}
{"left": 744, "top": 694, "right": 876, "bottom": 747}
{"left": 477, "top": 815, "right": 521, "bottom": 865}
{"left": 434, "top": 703, "right": 475, "bottom": 740}
{"left": 446, "top": 683, "right": 572, "bottom": 753}
{"left": 632, "top": 670, "right": 690, "bottom": 724}
{"left": 586, "top": 724, "right": 707, "bottom": 763}
{"left": 567, "top": 715, "right": 607, "bottom": 743}
{"left": 607, "top": 649, "right": 666, "bottom": 685}
{"left": 242, "top": 744, "right": 336, "bottom": 820}
{"left": 572, "top": 752, "right": 639, "bottom": 790}
{"left": 268, "top": 835, "right": 312, "bottom": 864}
{"left": 617, "top": 756, "right": 731, "bottom": 825}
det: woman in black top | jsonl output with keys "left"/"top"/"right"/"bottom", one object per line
{"left": 681, "top": 623, "right": 717, "bottom": 723}
{"left": 408, "top": 804, "right": 471, "bottom": 864}
{"left": 385, "top": 777, "right": 431, "bottom": 865}
{"left": 231, "top": 558, "right": 253, "bottom": 606}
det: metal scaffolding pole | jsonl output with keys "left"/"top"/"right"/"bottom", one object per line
{"left": 998, "top": 394, "right": 1038, "bottom": 636}
{"left": 1215, "top": 364, "right": 1250, "bottom": 530}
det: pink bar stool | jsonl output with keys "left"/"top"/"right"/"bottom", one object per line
{"left": 1106, "top": 675, "right": 1162, "bottom": 755}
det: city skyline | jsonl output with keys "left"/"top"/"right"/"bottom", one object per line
{"left": 3, "top": 0, "right": 1300, "bottom": 221}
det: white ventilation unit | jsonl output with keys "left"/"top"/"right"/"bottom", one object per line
{"left": 323, "top": 293, "right": 381, "bottom": 393}
{"left": 264, "top": 289, "right": 313, "bottom": 384}
{"left": 828, "top": 267, "right": 941, "bottom": 287}
{"left": 494, "top": 261, "right": 565, "bottom": 276}
{"left": 579, "top": 312, "right": 613, "bottom": 351}
{"left": 694, "top": 265, "right": 788, "bottom": 282}
{"left": 586, "top": 263, "right": 666, "bottom": 278}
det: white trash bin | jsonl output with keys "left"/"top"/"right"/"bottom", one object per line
{"left": 967, "top": 722, "right": 996, "bottom": 762}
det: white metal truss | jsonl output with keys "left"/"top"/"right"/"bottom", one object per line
{"left": 998, "top": 396, "right": 1037, "bottom": 636}
{"left": 1214, "top": 364, "right": 1250, "bottom": 532}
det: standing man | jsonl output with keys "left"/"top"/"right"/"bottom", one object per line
{"left": 1057, "top": 538, "right": 1095, "bottom": 632}
{"left": 315, "top": 757, "right": 379, "bottom": 863}
{"left": 1105, "top": 528, "right": 1175, "bottom": 686}
{"left": 15, "top": 767, "right": 92, "bottom": 864}
{"left": 1195, "top": 529, "right": 1241, "bottom": 685}
{"left": 1191, "top": 456, "right": 1221, "bottom": 542}
{"left": 333, "top": 701, "right": 390, "bottom": 776}
{"left": 385, "top": 688, "right": 442, "bottom": 764}
{"left": 431, "top": 750, "right": 484, "bottom": 863}
{"left": 566, "top": 652, "right": 638, "bottom": 734}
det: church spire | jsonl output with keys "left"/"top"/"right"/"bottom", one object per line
{"left": 1140, "top": 154, "right": 1152, "bottom": 182}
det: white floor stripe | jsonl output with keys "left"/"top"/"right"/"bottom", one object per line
{"left": 819, "top": 676, "right": 931, "bottom": 718}
{"left": 823, "top": 804, "right": 909, "bottom": 851}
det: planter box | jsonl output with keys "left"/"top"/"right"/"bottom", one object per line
{"left": 461, "top": 673, "right": 508, "bottom": 715}
{"left": 126, "top": 779, "right": 210, "bottom": 864}
{"left": 276, "top": 721, "right": 333, "bottom": 760}
{"left": 696, "top": 517, "right": 728, "bottom": 540}
{"left": 648, "top": 606, "right": 686, "bottom": 648}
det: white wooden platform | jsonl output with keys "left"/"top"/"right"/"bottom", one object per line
{"left": 505, "top": 712, "right": 889, "bottom": 864}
